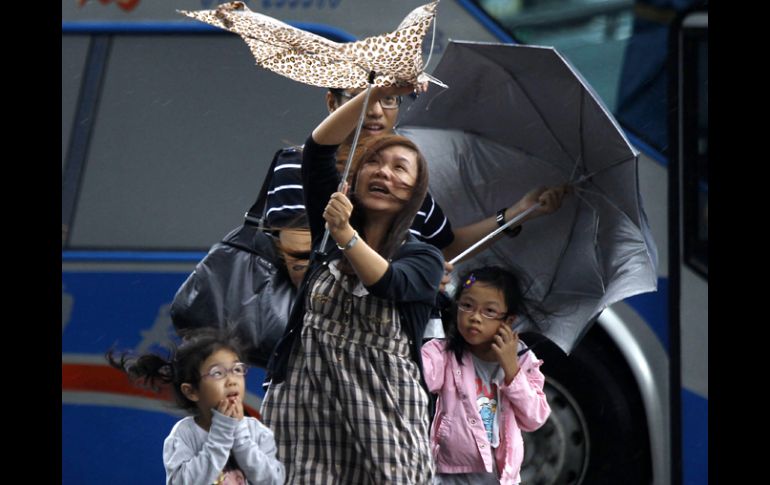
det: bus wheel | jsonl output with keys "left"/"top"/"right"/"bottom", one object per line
{"left": 520, "top": 327, "right": 652, "bottom": 484}
{"left": 520, "top": 377, "right": 588, "bottom": 484}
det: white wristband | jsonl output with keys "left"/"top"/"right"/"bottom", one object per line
{"left": 336, "top": 231, "right": 359, "bottom": 251}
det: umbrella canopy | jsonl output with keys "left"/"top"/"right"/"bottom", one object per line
{"left": 179, "top": 0, "right": 444, "bottom": 89}
{"left": 398, "top": 41, "right": 658, "bottom": 354}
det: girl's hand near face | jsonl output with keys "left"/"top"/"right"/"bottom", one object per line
{"left": 230, "top": 396, "right": 244, "bottom": 421}
{"left": 216, "top": 398, "right": 233, "bottom": 418}
{"left": 491, "top": 325, "right": 520, "bottom": 385}
{"left": 217, "top": 397, "right": 244, "bottom": 421}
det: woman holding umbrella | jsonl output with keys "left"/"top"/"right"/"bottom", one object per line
{"left": 260, "top": 84, "right": 444, "bottom": 483}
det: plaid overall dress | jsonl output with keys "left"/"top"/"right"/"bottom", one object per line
{"left": 261, "top": 260, "right": 434, "bottom": 484}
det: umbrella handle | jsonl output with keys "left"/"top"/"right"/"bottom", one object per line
{"left": 448, "top": 202, "right": 542, "bottom": 266}
{"left": 318, "top": 78, "right": 376, "bottom": 254}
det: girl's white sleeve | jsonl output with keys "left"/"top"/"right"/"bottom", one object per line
{"left": 231, "top": 418, "right": 286, "bottom": 484}
{"left": 163, "top": 412, "right": 235, "bottom": 485}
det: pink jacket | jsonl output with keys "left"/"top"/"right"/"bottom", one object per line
{"left": 421, "top": 339, "right": 551, "bottom": 484}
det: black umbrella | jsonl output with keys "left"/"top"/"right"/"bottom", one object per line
{"left": 399, "top": 40, "right": 658, "bottom": 354}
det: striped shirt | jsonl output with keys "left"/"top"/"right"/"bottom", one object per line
{"left": 264, "top": 146, "right": 454, "bottom": 250}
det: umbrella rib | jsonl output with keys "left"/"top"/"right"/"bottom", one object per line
{"left": 571, "top": 90, "right": 585, "bottom": 183}
{"left": 573, "top": 185, "right": 628, "bottom": 225}
{"left": 572, "top": 155, "right": 637, "bottom": 184}
{"left": 423, "top": 17, "right": 438, "bottom": 73}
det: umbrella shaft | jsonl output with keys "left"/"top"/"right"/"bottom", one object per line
{"left": 448, "top": 202, "right": 541, "bottom": 266}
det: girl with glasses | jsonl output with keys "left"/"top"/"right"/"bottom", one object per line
{"left": 421, "top": 266, "right": 552, "bottom": 484}
{"left": 108, "top": 328, "right": 285, "bottom": 485}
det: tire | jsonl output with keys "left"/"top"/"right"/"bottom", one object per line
{"left": 520, "top": 326, "right": 652, "bottom": 484}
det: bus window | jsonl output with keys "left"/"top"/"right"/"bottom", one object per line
{"left": 62, "top": 33, "right": 328, "bottom": 251}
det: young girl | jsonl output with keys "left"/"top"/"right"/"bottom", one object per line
{"left": 260, "top": 84, "right": 444, "bottom": 483}
{"left": 108, "top": 328, "right": 285, "bottom": 485}
{"left": 421, "top": 266, "right": 551, "bottom": 485}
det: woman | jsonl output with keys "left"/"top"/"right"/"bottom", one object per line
{"left": 261, "top": 84, "right": 443, "bottom": 484}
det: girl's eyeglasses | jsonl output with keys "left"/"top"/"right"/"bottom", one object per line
{"left": 457, "top": 301, "right": 507, "bottom": 320}
{"left": 202, "top": 362, "right": 248, "bottom": 380}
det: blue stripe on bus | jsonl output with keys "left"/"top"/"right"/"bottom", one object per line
{"left": 625, "top": 277, "right": 669, "bottom": 351}
{"left": 682, "top": 388, "right": 708, "bottom": 485}
{"left": 64, "top": 263, "right": 672, "bottom": 355}
{"left": 61, "top": 21, "right": 356, "bottom": 42}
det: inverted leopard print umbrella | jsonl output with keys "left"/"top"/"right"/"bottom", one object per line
{"left": 179, "top": 0, "right": 445, "bottom": 89}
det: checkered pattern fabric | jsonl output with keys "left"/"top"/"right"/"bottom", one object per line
{"left": 262, "top": 266, "right": 434, "bottom": 484}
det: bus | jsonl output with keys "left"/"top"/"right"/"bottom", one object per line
{"left": 62, "top": 1, "right": 707, "bottom": 483}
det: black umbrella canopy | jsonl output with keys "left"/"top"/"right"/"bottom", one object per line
{"left": 399, "top": 41, "right": 658, "bottom": 354}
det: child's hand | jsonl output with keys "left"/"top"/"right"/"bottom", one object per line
{"left": 217, "top": 396, "right": 244, "bottom": 421}
{"left": 491, "top": 325, "right": 520, "bottom": 385}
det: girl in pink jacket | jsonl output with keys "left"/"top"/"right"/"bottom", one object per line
{"left": 422, "top": 266, "right": 551, "bottom": 484}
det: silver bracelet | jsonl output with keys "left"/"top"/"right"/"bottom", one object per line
{"left": 336, "top": 231, "right": 359, "bottom": 251}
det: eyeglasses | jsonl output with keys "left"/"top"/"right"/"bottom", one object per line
{"left": 202, "top": 362, "right": 248, "bottom": 380}
{"left": 338, "top": 91, "right": 402, "bottom": 110}
{"left": 457, "top": 300, "right": 508, "bottom": 320}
